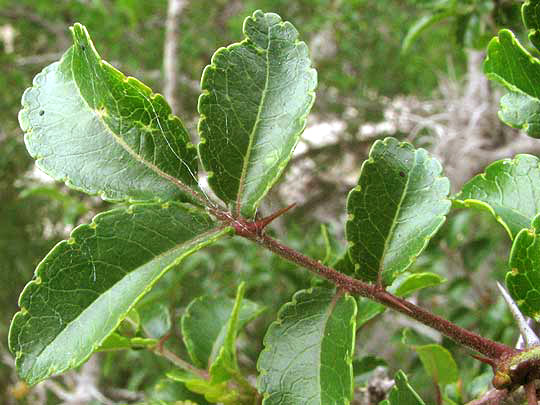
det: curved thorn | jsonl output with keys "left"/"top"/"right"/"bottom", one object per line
{"left": 471, "top": 354, "right": 496, "bottom": 369}
{"left": 497, "top": 282, "right": 540, "bottom": 348}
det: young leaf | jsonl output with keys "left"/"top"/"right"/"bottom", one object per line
{"left": 357, "top": 272, "right": 445, "bottom": 327}
{"left": 198, "top": 10, "right": 317, "bottom": 218}
{"left": 96, "top": 333, "right": 157, "bottom": 351}
{"left": 401, "top": 11, "right": 453, "bottom": 54}
{"left": 257, "top": 288, "right": 357, "bottom": 405}
{"left": 413, "top": 344, "right": 459, "bottom": 386}
{"left": 138, "top": 302, "right": 171, "bottom": 339}
{"left": 506, "top": 213, "right": 540, "bottom": 320}
{"left": 394, "top": 272, "right": 446, "bottom": 297}
{"left": 380, "top": 370, "right": 426, "bottom": 405}
{"left": 181, "top": 288, "right": 264, "bottom": 369}
{"left": 454, "top": 154, "right": 540, "bottom": 239}
{"left": 209, "top": 283, "right": 250, "bottom": 383}
{"left": 167, "top": 370, "right": 238, "bottom": 404}
{"left": 149, "top": 377, "right": 210, "bottom": 405}
{"left": 484, "top": 29, "right": 540, "bottom": 138}
{"left": 346, "top": 137, "right": 451, "bottom": 284}
{"left": 19, "top": 23, "right": 199, "bottom": 202}
{"left": 9, "top": 202, "right": 231, "bottom": 385}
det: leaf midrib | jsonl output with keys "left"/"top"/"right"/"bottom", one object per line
{"left": 68, "top": 48, "right": 196, "bottom": 199}
{"left": 378, "top": 151, "right": 416, "bottom": 279}
{"left": 27, "top": 224, "right": 226, "bottom": 372}
{"left": 235, "top": 20, "right": 272, "bottom": 216}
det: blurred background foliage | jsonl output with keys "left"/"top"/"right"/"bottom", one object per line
{"left": 0, "top": 0, "right": 537, "bottom": 404}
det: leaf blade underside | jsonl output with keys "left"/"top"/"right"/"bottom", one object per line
{"left": 346, "top": 137, "right": 451, "bottom": 285}
{"left": 257, "top": 288, "right": 357, "bottom": 405}
{"left": 198, "top": 10, "right": 317, "bottom": 218}
{"left": 9, "top": 202, "right": 231, "bottom": 385}
{"left": 19, "top": 23, "right": 199, "bottom": 202}
{"left": 454, "top": 154, "right": 540, "bottom": 239}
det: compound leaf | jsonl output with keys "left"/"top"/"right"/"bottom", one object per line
{"left": 9, "top": 202, "right": 231, "bottom": 385}
{"left": 257, "top": 288, "right": 357, "bottom": 405}
{"left": 455, "top": 154, "right": 540, "bottom": 239}
{"left": 19, "top": 23, "right": 199, "bottom": 202}
{"left": 380, "top": 370, "right": 426, "bottom": 405}
{"left": 198, "top": 10, "right": 316, "bottom": 218}
{"left": 506, "top": 213, "right": 540, "bottom": 320}
{"left": 346, "top": 137, "right": 450, "bottom": 284}
{"left": 182, "top": 287, "right": 264, "bottom": 369}
{"left": 484, "top": 29, "right": 540, "bottom": 138}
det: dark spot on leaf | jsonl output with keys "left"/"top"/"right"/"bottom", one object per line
{"left": 399, "top": 171, "right": 405, "bottom": 177}
{"left": 39, "top": 110, "right": 45, "bottom": 116}
{"left": 80, "top": 44, "right": 86, "bottom": 51}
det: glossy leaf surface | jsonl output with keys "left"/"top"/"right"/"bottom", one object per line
{"left": 182, "top": 287, "right": 264, "bottom": 369}
{"left": 506, "top": 214, "right": 540, "bottom": 320}
{"left": 257, "top": 288, "right": 357, "bottom": 405}
{"left": 484, "top": 29, "right": 540, "bottom": 138}
{"left": 198, "top": 10, "right": 316, "bottom": 217}
{"left": 20, "top": 23, "right": 199, "bottom": 202}
{"left": 455, "top": 154, "right": 540, "bottom": 239}
{"left": 346, "top": 137, "right": 450, "bottom": 284}
{"left": 9, "top": 202, "right": 230, "bottom": 384}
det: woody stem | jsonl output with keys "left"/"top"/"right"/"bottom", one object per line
{"left": 239, "top": 230, "right": 514, "bottom": 360}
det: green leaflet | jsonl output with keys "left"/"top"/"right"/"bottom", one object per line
{"left": 506, "top": 214, "right": 540, "bottom": 320}
{"left": 455, "top": 154, "right": 540, "bottom": 239}
{"left": 8, "top": 202, "right": 232, "bottom": 385}
{"left": 257, "top": 288, "right": 357, "bottom": 405}
{"left": 198, "top": 10, "right": 317, "bottom": 218}
{"left": 19, "top": 23, "right": 199, "bottom": 202}
{"left": 380, "top": 370, "right": 426, "bottom": 405}
{"left": 484, "top": 29, "right": 540, "bottom": 138}
{"left": 182, "top": 288, "right": 264, "bottom": 369}
{"left": 346, "top": 137, "right": 450, "bottom": 284}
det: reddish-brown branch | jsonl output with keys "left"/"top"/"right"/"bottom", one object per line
{"left": 235, "top": 228, "right": 514, "bottom": 360}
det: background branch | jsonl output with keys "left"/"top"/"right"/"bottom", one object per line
{"left": 163, "top": 0, "right": 188, "bottom": 116}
